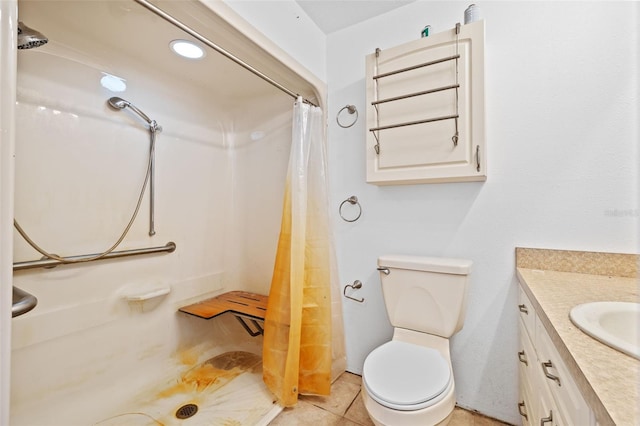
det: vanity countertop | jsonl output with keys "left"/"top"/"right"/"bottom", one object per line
{"left": 517, "top": 267, "right": 639, "bottom": 426}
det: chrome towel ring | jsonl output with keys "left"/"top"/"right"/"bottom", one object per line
{"left": 339, "top": 196, "right": 362, "bottom": 222}
{"left": 336, "top": 104, "right": 358, "bottom": 128}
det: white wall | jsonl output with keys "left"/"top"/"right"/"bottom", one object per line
{"left": 223, "top": 0, "right": 327, "bottom": 82}
{"left": 326, "top": 1, "right": 638, "bottom": 424}
{"left": 223, "top": 98, "right": 294, "bottom": 296}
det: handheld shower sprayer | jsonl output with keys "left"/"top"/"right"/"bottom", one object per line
{"left": 108, "top": 97, "right": 161, "bottom": 131}
{"left": 107, "top": 97, "right": 160, "bottom": 236}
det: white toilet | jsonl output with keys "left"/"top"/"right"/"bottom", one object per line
{"left": 361, "top": 255, "right": 472, "bottom": 426}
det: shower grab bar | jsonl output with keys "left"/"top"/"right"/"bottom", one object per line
{"left": 133, "top": 0, "right": 318, "bottom": 108}
{"left": 13, "top": 241, "right": 176, "bottom": 271}
{"left": 371, "top": 84, "right": 459, "bottom": 106}
{"left": 373, "top": 55, "right": 460, "bottom": 80}
{"left": 369, "top": 114, "right": 458, "bottom": 133}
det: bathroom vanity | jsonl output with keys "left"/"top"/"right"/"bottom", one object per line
{"left": 515, "top": 248, "right": 639, "bottom": 426}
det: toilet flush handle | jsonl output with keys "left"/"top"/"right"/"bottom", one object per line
{"left": 377, "top": 267, "right": 390, "bottom": 275}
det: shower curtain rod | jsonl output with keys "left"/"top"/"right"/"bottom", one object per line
{"left": 133, "top": 0, "right": 318, "bottom": 108}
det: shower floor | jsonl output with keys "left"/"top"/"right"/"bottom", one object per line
{"left": 93, "top": 350, "right": 281, "bottom": 426}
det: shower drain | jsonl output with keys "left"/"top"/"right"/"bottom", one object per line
{"left": 175, "top": 403, "right": 199, "bottom": 419}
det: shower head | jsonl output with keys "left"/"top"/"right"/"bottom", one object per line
{"left": 108, "top": 97, "right": 131, "bottom": 110}
{"left": 17, "top": 22, "right": 48, "bottom": 50}
{"left": 108, "top": 97, "right": 161, "bottom": 131}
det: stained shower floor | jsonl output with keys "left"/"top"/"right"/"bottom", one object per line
{"left": 93, "top": 350, "right": 281, "bottom": 426}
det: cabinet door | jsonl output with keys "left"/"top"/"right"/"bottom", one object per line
{"left": 538, "top": 387, "right": 565, "bottom": 426}
{"left": 535, "top": 320, "right": 594, "bottom": 426}
{"left": 365, "top": 21, "right": 486, "bottom": 185}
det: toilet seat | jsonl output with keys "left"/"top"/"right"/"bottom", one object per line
{"left": 363, "top": 341, "right": 451, "bottom": 411}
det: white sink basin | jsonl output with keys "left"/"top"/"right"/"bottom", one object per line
{"left": 569, "top": 302, "right": 640, "bottom": 360}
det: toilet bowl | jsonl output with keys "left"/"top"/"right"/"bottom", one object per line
{"left": 361, "top": 255, "right": 472, "bottom": 426}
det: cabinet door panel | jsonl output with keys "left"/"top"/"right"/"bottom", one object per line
{"left": 535, "top": 319, "right": 593, "bottom": 426}
{"left": 518, "top": 287, "right": 536, "bottom": 343}
{"left": 365, "top": 21, "right": 486, "bottom": 185}
{"left": 518, "top": 368, "right": 536, "bottom": 426}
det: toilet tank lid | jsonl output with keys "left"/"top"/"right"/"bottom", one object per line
{"left": 378, "top": 255, "right": 472, "bottom": 275}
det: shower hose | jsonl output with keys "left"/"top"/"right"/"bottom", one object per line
{"left": 13, "top": 127, "right": 157, "bottom": 264}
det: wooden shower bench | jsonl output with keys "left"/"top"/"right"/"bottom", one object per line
{"left": 178, "top": 291, "right": 268, "bottom": 336}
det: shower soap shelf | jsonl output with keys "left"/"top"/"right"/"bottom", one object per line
{"left": 124, "top": 286, "right": 171, "bottom": 313}
{"left": 179, "top": 291, "right": 268, "bottom": 337}
{"left": 125, "top": 287, "right": 171, "bottom": 302}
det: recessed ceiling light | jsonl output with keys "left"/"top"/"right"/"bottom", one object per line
{"left": 170, "top": 40, "right": 205, "bottom": 59}
{"left": 251, "top": 131, "right": 266, "bottom": 141}
{"left": 100, "top": 73, "right": 127, "bottom": 92}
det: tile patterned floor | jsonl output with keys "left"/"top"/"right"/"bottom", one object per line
{"left": 270, "top": 372, "right": 511, "bottom": 425}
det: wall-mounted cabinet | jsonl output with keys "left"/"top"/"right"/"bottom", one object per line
{"left": 365, "top": 20, "right": 486, "bottom": 185}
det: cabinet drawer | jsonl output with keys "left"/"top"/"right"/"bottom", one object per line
{"left": 518, "top": 318, "right": 538, "bottom": 389}
{"left": 535, "top": 320, "right": 593, "bottom": 426}
{"left": 518, "top": 366, "right": 538, "bottom": 426}
{"left": 518, "top": 286, "right": 536, "bottom": 342}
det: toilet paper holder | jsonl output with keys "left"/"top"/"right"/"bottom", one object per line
{"left": 343, "top": 280, "right": 364, "bottom": 303}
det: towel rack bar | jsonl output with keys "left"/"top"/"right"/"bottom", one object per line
{"left": 372, "top": 84, "right": 460, "bottom": 106}
{"left": 13, "top": 242, "right": 176, "bottom": 271}
{"left": 369, "top": 114, "right": 459, "bottom": 132}
{"left": 373, "top": 54, "right": 460, "bottom": 80}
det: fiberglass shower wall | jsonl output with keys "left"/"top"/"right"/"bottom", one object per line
{"left": 10, "top": 1, "right": 305, "bottom": 424}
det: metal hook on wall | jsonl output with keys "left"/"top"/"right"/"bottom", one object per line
{"left": 343, "top": 280, "right": 364, "bottom": 303}
{"left": 336, "top": 105, "right": 358, "bottom": 128}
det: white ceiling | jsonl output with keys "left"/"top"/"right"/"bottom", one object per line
{"left": 295, "top": 0, "right": 417, "bottom": 34}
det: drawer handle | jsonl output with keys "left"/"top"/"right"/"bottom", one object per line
{"left": 518, "top": 401, "right": 528, "bottom": 420}
{"left": 518, "top": 304, "right": 528, "bottom": 314}
{"left": 540, "top": 410, "right": 553, "bottom": 426}
{"left": 541, "top": 360, "right": 561, "bottom": 386}
{"left": 518, "top": 350, "right": 528, "bottom": 366}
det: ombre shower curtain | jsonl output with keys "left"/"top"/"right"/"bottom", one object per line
{"left": 263, "top": 97, "right": 346, "bottom": 406}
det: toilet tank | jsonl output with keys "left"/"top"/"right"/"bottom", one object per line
{"left": 378, "top": 255, "right": 472, "bottom": 338}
